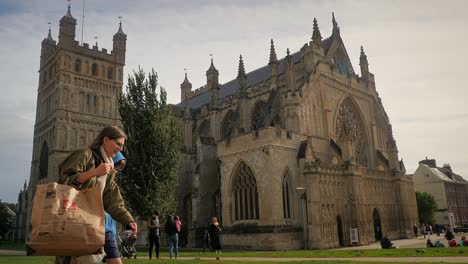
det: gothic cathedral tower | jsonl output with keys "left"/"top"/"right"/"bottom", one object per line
{"left": 25, "top": 5, "right": 127, "bottom": 238}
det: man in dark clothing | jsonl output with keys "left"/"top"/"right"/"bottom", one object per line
{"left": 148, "top": 210, "right": 160, "bottom": 259}
{"left": 381, "top": 235, "right": 393, "bottom": 249}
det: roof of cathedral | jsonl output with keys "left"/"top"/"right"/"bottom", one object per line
{"left": 178, "top": 50, "right": 302, "bottom": 110}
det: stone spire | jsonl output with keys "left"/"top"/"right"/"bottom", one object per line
{"left": 332, "top": 12, "right": 340, "bottom": 35}
{"left": 286, "top": 48, "right": 291, "bottom": 64}
{"left": 113, "top": 18, "right": 127, "bottom": 64}
{"left": 237, "top": 55, "right": 247, "bottom": 80}
{"left": 180, "top": 70, "right": 192, "bottom": 101}
{"left": 312, "top": 17, "right": 322, "bottom": 46}
{"left": 65, "top": 4, "right": 73, "bottom": 19}
{"left": 237, "top": 55, "right": 248, "bottom": 98}
{"left": 206, "top": 57, "right": 218, "bottom": 75}
{"left": 269, "top": 39, "right": 278, "bottom": 64}
{"left": 58, "top": 4, "right": 77, "bottom": 47}
{"left": 115, "top": 20, "right": 126, "bottom": 36}
{"left": 359, "top": 46, "right": 369, "bottom": 79}
{"left": 206, "top": 55, "right": 219, "bottom": 90}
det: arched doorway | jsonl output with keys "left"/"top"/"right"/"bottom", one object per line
{"left": 373, "top": 208, "right": 382, "bottom": 241}
{"left": 336, "top": 215, "right": 344, "bottom": 246}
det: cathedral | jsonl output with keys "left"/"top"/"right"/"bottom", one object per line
{"left": 25, "top": 6, "right": 126, "bottom": 238}
{"left": 174, "top": 14, "right": 418, "bottom": 249}
{"left": 23, "top": 6, "right": 418, "bottom": 250}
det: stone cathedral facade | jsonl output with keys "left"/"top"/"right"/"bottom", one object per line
{"left": 25, "top": 6, "right": 126, "bottom": 237}
{"left": 175, "top": 15, "right": 418, "bottom": 249}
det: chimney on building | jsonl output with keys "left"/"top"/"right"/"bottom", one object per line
{"left": 419, "top": 158, "right": 436, "bottom": 168}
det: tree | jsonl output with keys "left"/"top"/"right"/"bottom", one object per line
{"left": 118, "top": 67, "right": 181, "bottom": 219}
{"left": 415, "top": 192, "right": 438, "bottom": 224}
{"left": 0, "top": 200, "right": 15, "bottom": 239}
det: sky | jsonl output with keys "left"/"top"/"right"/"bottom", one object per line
{"left": 0, "top": 0, "right": 467, "bottom": 203}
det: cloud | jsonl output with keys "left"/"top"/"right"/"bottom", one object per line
{"left": 1, "top": 0, "right": 468, "bottom": 202}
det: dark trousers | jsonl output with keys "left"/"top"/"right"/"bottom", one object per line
{"left": 149, "top": 235, "right": 160, "bottom": 259}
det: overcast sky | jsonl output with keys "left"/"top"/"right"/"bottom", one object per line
{"left": 1, "top": 0, "right": 467, "bottom": 203}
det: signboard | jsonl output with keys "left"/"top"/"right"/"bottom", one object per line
{"left": 350, "top": 228, "right": 359, "bottom": 246}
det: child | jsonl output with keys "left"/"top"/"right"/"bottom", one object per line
{"left": 174, "top": 215, "right": 182, "bottom": 232}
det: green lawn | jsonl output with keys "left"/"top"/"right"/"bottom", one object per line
{"left": 137, "top": 247, "right": 468, "bottom": 258}
{"left": 1, "top": 242, "right": 467, "bottom": 264}
{"left": 0, "top": 257, "right": 462, "bottom": 264}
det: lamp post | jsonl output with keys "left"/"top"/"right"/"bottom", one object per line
{"left": 296, "top": 187, "right": 308, "bottom": 249}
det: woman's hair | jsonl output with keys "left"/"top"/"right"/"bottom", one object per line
{"left": 174, "top": 215, "right": 179, "bottom": 220}
{"left": 90, "top": 126, "right": 127, "bottom": 149}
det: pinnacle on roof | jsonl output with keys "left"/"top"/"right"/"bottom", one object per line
{"left": 65, "top": 4, "right": 74, "bottom": 19}
{"left": 269, "top": 39, "right": 278, "bottom": 64}
{"left": 206, "top": 57, "right": 218, "bottom": 74}
{"left": 47, "top": 28, "right": 54, "bottom": 41}
{"left": 237, "top": 55, "right": 247, "bottom": 80}
{"left": 115, "top": 20, "right": 126, "bottom": 36}
{"left": 312, "top": 17, "right": 322, "bottom": 45}
{"left": 332, "top": 12, "right": 340, "bottom": 35}
{"left": 359, "top": 45, "right": 368, "bottom": 64}
{"left": 286, "top": 48, "right": 291, "bottom": 64}
{"left": 182, "top": 71, "right": 191, "bottom": 85}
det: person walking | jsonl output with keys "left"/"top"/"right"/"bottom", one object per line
{"left": 413, "top": 224, "right": 419, "bottom": 238}
{"left": 165, "top": 215, "right": 179, "bottom": 259}
{"left": 208, "top": 217, "right": 222, "bottom": 260}
{"left": 148, "top": 210, "right": 161, "bottom": 259}
{"left": 56, "top": 126, "right": 137, "bottom": 264}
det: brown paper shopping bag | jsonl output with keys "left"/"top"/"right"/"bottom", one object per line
{"left": 27, "top": 182, "right": 105, "bottom": 256}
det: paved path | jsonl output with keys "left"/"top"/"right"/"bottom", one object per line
{"left": 0, "top": 250, "right": 26, "bottom": 256}
{"left": 179, "top": 256, "right": 468, "bottom": 262}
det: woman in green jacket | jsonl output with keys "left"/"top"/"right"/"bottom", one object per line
{"left": 56, "top": 126, "right": 137, "bottom": 264}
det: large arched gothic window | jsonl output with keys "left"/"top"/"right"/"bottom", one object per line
{"left": 282, "top": 171, "right": 292, "bottom": 219}
{"left": 335, "top": 98, "right": 369, "bottom": 166}
{"left": 232, "top": 162, "right": 259, "bottom": 221}
{"left": 39, "top": 141, "right": 49, "bottom": 179}
{"left": 251, "top": 100, "right": 267, "bottom": 130}
{"left": 221, "top": 110, "right": 235, "bottom": 140}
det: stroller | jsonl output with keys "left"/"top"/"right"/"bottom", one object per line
{"left": 118, "top": 230, "right": 137, "bottom": 259}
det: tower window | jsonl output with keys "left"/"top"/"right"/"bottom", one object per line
{"left": 107, "top": 67, "right": 113, "bottom": 80}
{"left": 75, "top": 59, "right": 81, "bottom": 73}
{"left": 92, "top": 63, "right": 98, "bottom": 76}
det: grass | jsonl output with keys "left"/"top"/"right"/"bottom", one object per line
{"left": 1, "top": 242, "right": 467, "bottom": 264}
{"left": 0, "top": 257, "right": 463, "bottom": 264}
{"left": 136, "top": 247, "right": 468, "bottom": 258}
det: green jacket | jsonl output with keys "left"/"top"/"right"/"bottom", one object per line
{"left": 58, "top": 147, "right": 134, "bottom": 227}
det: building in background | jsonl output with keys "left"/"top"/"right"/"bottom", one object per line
{"left": 412, "top": 158, "right": 468, "bottom": 227}
{"left": 174, "top": 14, "right": 418, "bottom": 249}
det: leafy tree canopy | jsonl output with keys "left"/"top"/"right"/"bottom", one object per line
{"left": 0, "top": 200, "right": 16, "bottom": 238}
{"left": 118, "top": 67, "right": 181, "bottom": 220}
{"left": 415, "top": 191, "right": 438, "bottom": 225}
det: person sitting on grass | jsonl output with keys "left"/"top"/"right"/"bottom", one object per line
{"left": 449, "top": 238, "right": 458, "bottom": 247}
{"left": 426, "top": 239, "right": 435, "bottom": 247}
{"left": 459, "top": 236, "right": 466, "bottom": 247}
{"left": 434, "top": 240, "right": 445, "bottom": 247}
{"left": 381, "top": 235, "right": 394, "bottom": 249}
